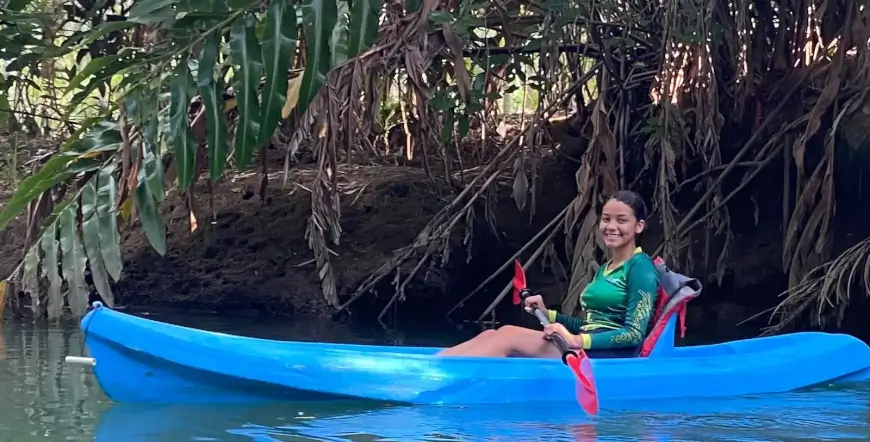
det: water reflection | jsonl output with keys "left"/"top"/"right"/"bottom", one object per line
{"left": 93, "top": 388, "right": 870, "bottom": 441}
{"left": 0, "top": 320, "right": 110, "bottom": 441}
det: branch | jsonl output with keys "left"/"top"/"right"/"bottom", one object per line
{"left": 445, "top": 202, "right": 570, "bottom": 320}
{"left": 652, "top": 68, "right": 812, "bottom": 257}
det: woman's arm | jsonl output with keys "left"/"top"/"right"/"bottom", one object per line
{"left": 547, "top": 309, "right": 584, "bottom": 335}
{"left": 580, "top": 257, "right": 659, "bottom": 350}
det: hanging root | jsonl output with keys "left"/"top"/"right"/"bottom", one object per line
{"left": 445, "top": 203, "right": 571, "bottom": 321}
{"left": 310, "top": 0, "right": 870, "bottom": 327}
{"left": 334, "top": 65, "right": 602, "bottom": 317}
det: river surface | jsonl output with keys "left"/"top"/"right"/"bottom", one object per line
{"left": 1, "top": 310, "right": 869, "bottom": 441}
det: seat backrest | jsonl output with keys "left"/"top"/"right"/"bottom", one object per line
{"left": 638, "top": 257, "right": 703, "bottom": 357}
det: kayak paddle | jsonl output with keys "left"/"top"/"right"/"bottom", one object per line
{"left": 512, "top": 260, "right": 600, "bottom": 415}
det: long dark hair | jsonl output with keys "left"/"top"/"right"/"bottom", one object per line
{"left": 608, "top": 190, "right": 648, "bottom": 222}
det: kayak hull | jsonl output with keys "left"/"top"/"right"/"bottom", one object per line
{"left": 79, "top": 304, "right": 870, "bottom": 405}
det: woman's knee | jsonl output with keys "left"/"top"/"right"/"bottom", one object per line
{"left": 476, "top": 329, "right": 497, "bottom": 339}
{"left": 495, "top": 325, "right": 526, "bottom": 336}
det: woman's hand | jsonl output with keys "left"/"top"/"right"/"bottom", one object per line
{"left": 542, "top": 323, "right": 583, "bottom": 348}
{"left": 522, "top": 294, "right": 547, "bottom": 315}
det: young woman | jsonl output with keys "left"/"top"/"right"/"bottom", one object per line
{"left": 437, "top": 190, "right": 659, "bottom": 358}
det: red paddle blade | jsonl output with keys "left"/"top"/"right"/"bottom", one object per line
{"left": 512, "top": 260, "right": 526, "bottom": 305}
{"left": 565, "top": 353, "right": 599, "bottom": 415}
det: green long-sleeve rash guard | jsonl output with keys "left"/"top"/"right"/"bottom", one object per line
{"left": 547, "top": 248, "right": 660, "bottom": 350}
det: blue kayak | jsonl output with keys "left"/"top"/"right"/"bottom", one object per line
{"left": 74, "top": 300, "right": 870, "bottom": 406}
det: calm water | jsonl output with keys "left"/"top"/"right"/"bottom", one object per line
{"left": 1, "top": 311, "right": 870, "bottom": 441}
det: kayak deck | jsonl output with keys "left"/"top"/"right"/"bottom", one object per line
{"left": 78, "top": 304, "right": 870, "bottom": 405}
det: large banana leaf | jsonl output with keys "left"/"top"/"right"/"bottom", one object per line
{"left": 229, "top": 14, "right": 264, "bottom": 170}
{"left": 259, "top": 0, "right": 298, "bottom": 146}
{"left": 299, "top": 0, "right": 338, "bottom": 115}
{"left": 198, "top": 33, "right": 230, "bottom": 182}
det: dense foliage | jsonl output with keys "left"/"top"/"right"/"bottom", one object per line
{"left": 0, "top": 0, "right": 867, "bottom": 333}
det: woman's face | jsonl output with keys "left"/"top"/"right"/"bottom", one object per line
{"left": 599, "top": 198, "right": 644, "bottom": 249}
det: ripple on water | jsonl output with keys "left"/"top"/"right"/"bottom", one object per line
{"left": 194, "top": 388, "right": 870, "bottom": 442}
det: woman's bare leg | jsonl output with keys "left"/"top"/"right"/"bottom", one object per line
{"left": 438, "top": 326, "right": 562, "bottom": 358}
{"left": 437, "top": 329, "right": 497, "bottom": 356}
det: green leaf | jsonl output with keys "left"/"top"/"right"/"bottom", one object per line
{"left": 441, "top": 110, "right": 455, "bottom": 143}
{"left": 21, "top": 245, "right": 39, "bottom": 302}
{"left": 346, "top": 0, "right": 381, "bottom": 59}
{"left": 299, "top": 0, "right": 338, "bottom": 115}
{"left": 0, "top": 154, "right": 74, "bottom": 232}
{"left": 229, "top": 14, "right": 264, "bottom": 170}
{"left": 329, "top": 1, "right": 349, "bottom": 68}
{"left": 129, "top": 8, "right": 177, "bottom": 25}
{"left": 59, "top": 203, "right": 89, "bottom": 318}
{"left": 64, "top": 55, "right": 151, "bottom": 116}
{"left": 6, "top": 0, "right": 34, "bottom": 11}
{"left": 129, "top": 0, "right": 180, "bottom": 23}
{"left": 40, "top": 223, "right": 63, "bottom": 319}
{"left": 198, "top": 33, "right": 229, "bottom": 182}
{"left": 135, "top": 173, "right": 167, "bottom": 256}
{"left": 142, "top": 137, "right": 165, "bottom": 204}
{"left": 64, "top": 121, "right": 124, "bottom": 154}
{"left": 137, "top": 88, "right": 165, "bottom": 203}
{"left": 65, "top": 53, "right": 129, "bottom": 96}
{"left": 458, "top": 112, "right": 470, "bottom": 138}
{"left": 428, "top": 11, "right": 453, "bottom": 24}
{"left": 71, "top": 21, "right": 138, "bottom": 52}
{"left": 429, "top": 89, "right": 455, "bottom": 111}
{"left": 0, "top": 92, "right": 11, "bottom": 132}
{"left": 259, "top": 0, "right": 298, "bottom": 146}
{"left": 170, "top": 62, "right": 198, "bottom": 191}
{"left": 96, "top": 166, "right": 123, "bottom": 282}
{"left": 81, "top": 180, "right": 114, "bottom": 307}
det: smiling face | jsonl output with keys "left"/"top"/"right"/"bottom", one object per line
{"left": 599, "top": 198, "right": 645, "bottom": 250}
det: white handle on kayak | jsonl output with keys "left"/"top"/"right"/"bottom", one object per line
{"left": 65, "top": 356, "right": 96, "bottom": 366}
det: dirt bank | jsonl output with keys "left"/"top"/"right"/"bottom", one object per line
{"left": 112, "top": 164, "right": 457, "bottom": 317}
{"left": 0, "top": 152, "right": 827, "bottom": 326}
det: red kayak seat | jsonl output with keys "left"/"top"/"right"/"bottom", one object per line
{"left": 639, "top": 256, "right": 703, "bottom": 357}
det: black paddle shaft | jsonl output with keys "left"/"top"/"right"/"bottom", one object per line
{"left": 518, "top": 289, "right": 580, "bottom": 365}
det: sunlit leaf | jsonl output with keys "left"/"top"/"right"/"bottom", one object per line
{"left": 0, "top": 280, "right": 7, "bottom": 318}
{"left": 282, "top": 74, "right": 304, "bottom": 119}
